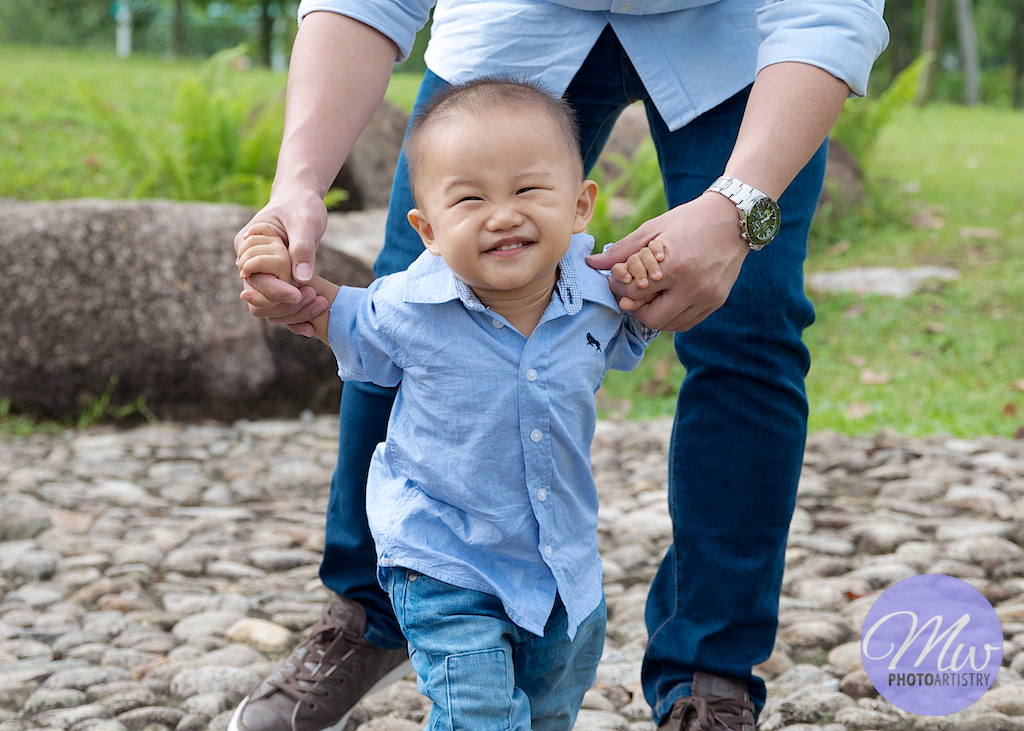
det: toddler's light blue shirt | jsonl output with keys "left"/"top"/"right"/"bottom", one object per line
{"left": 326, "top": 234, "right": 654, "bottom": 638}
{"left": 296, "top": 0, "right": 888, "bottom": 132}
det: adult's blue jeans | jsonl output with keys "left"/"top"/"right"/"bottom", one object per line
{"left": 320, "top": 24, "right": 825, "bottom": 722}
{"left": 385, "top": 568, "right": 606, "bottom": 731}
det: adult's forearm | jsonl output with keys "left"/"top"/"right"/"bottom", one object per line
{"left": 724, "top": 62, "right": 850, "bottom": 201}
{"left": 272, "top": 11, "right": 399, "bottom": 198}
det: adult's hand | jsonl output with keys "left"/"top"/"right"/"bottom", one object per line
{"left": 233, "top": 186, "right": 330, "bottom": 338}
{"left": 586, "top": 191, "right": 748, "bottom": 332}
{"left": 588, "top": 62, "right": 852, "bottom": 332}
{"left": 231, "top": 11, "right": 399, "bottom": 337}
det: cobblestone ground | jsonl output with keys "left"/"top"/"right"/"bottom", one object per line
{"left": 3, "top": 417, "right": 1024, "bottom": 731}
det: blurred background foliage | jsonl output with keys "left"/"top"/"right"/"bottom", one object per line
{"left": 1, "top": 0, "right": 1020, "bottom": 105}
{"left": 78, "top": 46, "right": 284, "bottom": 206}
{"left": 2, "top": 0, "right": 1023, "bottom": 436}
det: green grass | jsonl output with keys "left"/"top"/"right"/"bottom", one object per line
{"left": 1, "top": 45, "right": 290, "bottom": 200}
{"left": 4, "top": 46, "right": 1022, "bottom": 438}
{"left": 386, "top": 72, "right": 424, "bottom": 112}
{"left": 0, "top": 45, "right": 420, "bottom": 202}
{"left": 599, "top": 105, "right": 1024, "bottom": 438}
{"left": 803, "top": 105, "right": 1024, "bottom": 438}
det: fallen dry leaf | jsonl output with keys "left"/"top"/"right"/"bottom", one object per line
{"left": 1005, "top": 403, "right": 1020, "bottom": 417}
{"left": 847, "top": 355, "right": 867, "bottom": 368}
{"left": 845, "top": 402, "right": 873, "bottom": 419}
{"left": 910, "top": 204, "right": 947, "bottom": 230}
{"left": 1012, "top": 380, "right": 1024, "bottom": 393}
{"left": 860, "top": 368, "right": 892, "bottom": 385}
{"left": 829, "top": 240, "right": 851, "bottom": 255}
{"left": 926, "top": 322, "right": 947, "bottom": 333}
{"left": 960, "top": 226, "right": 1001, "bottom": 240}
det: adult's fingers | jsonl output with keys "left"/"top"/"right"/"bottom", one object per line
{"left": 584, "top": 224, "right": 655, "bottom": 270}
{"left": 243, "top": 272, "right": 303, "bottom": 305}
{"left": 263, "top": 293, "right": 329, "bottom": 326}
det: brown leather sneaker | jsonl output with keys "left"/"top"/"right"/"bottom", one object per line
{"left": 657, "top": 672, "right": 755, "bottom": 731}
{"left": 228, "top": 595, "right": 411, "bottom": 731}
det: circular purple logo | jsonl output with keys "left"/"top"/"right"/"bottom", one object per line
{"left": 861, "top": 574, "right": 1002, "bottom": 716}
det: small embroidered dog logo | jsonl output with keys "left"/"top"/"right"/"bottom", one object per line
{"left": 586, "top": 333, "right": 601, "bottom": 352}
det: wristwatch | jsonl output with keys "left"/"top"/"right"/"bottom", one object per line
{"left": 707, "top": 176, "right": 781, "bottom": 251}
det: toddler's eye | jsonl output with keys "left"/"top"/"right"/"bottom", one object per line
{"left": 458, "top": 196, "right": 482, "bottom": 203}
{"left": 516, "top": 187, "right": 535, "bottom": 195}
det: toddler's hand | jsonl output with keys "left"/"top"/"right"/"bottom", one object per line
{"left": 236, "top": 222, "right": 293, "bottom": 284}
{"left": 610, "top": 239, "right": 665, "bottom": 289}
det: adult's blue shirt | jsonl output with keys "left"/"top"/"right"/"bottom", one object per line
{"left": 326, "top": 234, "right": 654, "bottom": 638}
{"left": 296, "top": 0, "right": 888, "bottom": 132}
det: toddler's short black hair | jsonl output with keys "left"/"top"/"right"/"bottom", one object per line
{"left": 402, "top": 76, "right": 584, "bottom": 205}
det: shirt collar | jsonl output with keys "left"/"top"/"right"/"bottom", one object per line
{"left": 402, "top": 234, "right": 618, "bottom": 314}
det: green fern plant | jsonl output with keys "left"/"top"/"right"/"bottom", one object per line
{"left": 587, "top": 138, "right": 667, "bottom": 249}
{"left": 79, "top": 45, "right": 283, "bottom": 207}
{"left": 831, "top": 53, "right": 932, "bottom": 165}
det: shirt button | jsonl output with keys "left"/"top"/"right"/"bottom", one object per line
{"left": 526, "top": 369, "right": 538, "bottom": 382}
{"left": 491, "top": 319, "right": 504, "bottom": 328}
{"left": 530, "top": 429, "right": 543, "bottom": 442}
{"left": 537, "top": 488, "right": 547, "bottom": 501}
{"left": 544, "top": 545, "right": 553, "bottom": 558}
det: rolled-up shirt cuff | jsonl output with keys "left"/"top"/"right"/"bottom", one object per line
{"left": 297, "top": 0, "right": 432, "bottom": 62}
{"left": 756, "top": 0, "right": 890, "bottom": 97}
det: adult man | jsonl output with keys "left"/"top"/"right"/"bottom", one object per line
{"left": 231, "top": 3, "right": 888, "bottom": 731}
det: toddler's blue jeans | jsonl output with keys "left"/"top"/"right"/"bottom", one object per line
{"left": 384, "top": 568, "right": 605, "bottom": 731}
{"left": 319, "top": 25, "right": 825, "bottom": 723}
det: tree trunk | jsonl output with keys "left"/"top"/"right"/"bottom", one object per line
{"left": 259, "top": 0, "right": 274, "bottom": 67}
{"left": 172, "top": 0, "right": 186, "bottom": 58}
{"left": 953, "top": 0, "right": 981, "bottom": 105}
{"left": 917, "top": 0, "right": 942, "bottom": 105}
{"left": 1013, "top": 0, "right": 1024, "bottom": 108}
{"left": 886, "top": 0, "right": 913, "bottom": 79}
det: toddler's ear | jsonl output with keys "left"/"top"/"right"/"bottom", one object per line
{"left": 573, "top": 180, "right": 599, "bottom": 234}
{"left": 407, "top": 209, "right": 440, "bottom": 256}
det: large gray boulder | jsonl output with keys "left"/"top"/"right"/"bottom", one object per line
{"left": 1, "top": 199, "right": 374, "bottom": 421}
{"left": 329, "top": 99, "right": 408, "bottom": 211}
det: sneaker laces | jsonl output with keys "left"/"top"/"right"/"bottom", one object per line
{"left": 267, "top": 606, "right": 374, "bottom": 708}
{"left": 665, "top": 696, "right": 754, "bottom": 731}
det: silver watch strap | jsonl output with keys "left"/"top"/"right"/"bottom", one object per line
{"left": 707, "top": 176, "right": 766, "bottom": 210}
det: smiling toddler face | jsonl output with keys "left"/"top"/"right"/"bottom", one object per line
{"left": 406, "top": 104, "right": 596, "bottom": 301}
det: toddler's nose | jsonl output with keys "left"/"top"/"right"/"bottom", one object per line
{"left": 486, "top": 202, "right": 524, "bottom": 230}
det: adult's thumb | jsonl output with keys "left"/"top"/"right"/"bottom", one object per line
{"left": 585, "top": 226, "right": 653, "bottom": 270}
{"left": 288, "top": 236, "right": 317, "bottom": 283}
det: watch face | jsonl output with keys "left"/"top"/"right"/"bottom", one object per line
{"left": 747, "top": 198, "right": 781, "bottom": 245}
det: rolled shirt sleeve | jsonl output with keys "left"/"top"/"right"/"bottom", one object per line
{"left": 296, "top": 0, "right": 434, "bottom": 62}
{"left": 326, "top": 282, "right": 406, "bottom": 387}
{"left": 292, "top": 0, "right": 889, "bottom": 129}
{"left": 756, "top": 0, "right": 890, "bottom": 97}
